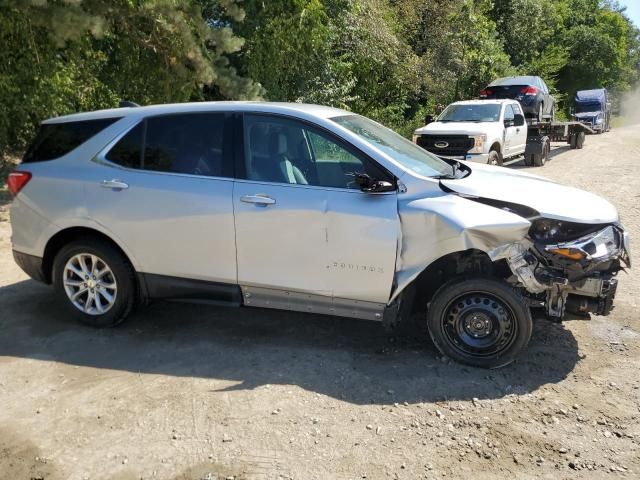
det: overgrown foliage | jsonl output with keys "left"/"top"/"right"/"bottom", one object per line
{"left": 1, "top": 0, "right": 638, "bottom": 152}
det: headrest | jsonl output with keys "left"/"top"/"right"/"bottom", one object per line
{"left": 269, "top": 131, "right": 288, "bottom": 156}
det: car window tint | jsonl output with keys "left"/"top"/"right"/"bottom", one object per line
{"left": 243, "top": 114, "right": 385, "bottom": 189}
{"left": 106, "top": 122, "right": 144, "bottom": 169}
{"left": 143, "top": 113, "right": 227, "bottom": 177}
{"left": 23, "top": 117, "right": 120, "bottom": 163}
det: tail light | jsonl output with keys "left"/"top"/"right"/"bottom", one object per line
{"left": 7, "top": 171, "right": 32, "bottom": 196}
{"left": 520, "top": 86, "right": 539, "bottom": 95}
{"left": 479, "top": 89, "right": 493, "bottom": 97}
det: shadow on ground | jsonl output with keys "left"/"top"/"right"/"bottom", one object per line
{"left": 509, "top": 143, "right": 572, "bottom": 170}
{"left": 0, "top": 279, "right": 581, "bottom": 405}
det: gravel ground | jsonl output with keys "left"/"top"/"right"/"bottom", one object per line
{"left": 0, "top": 126, "right": 638, "bottom": 480}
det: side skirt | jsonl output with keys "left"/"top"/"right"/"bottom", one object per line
{"left": 240, "top": 285, "right": 386, "bottom": 321}
{"left": 138, "top": 273, "right": 242, "bottom": 306}
{"left": 136, "top": 274, "right": 389, "bottom": 321}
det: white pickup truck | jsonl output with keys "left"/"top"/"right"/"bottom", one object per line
{"left": 413, "top": 99, "right": 528, "bottom": 166}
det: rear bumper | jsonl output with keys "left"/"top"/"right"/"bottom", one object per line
{"left": 13, "top": 250, "right": 48, "bottom": 284}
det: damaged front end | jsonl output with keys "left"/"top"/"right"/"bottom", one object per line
{"left": 492, "top": 220, "right": 631, "bottom": 319}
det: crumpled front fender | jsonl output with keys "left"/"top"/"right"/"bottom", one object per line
{"left": 390, "top": 191, "right": 531, "bottom": 302}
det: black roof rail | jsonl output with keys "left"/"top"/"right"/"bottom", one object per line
{"left": 119, "top": 101, "right": 140, "bottom": 108}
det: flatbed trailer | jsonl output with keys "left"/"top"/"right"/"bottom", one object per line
{"left": 503, "top": 120, "right": 596, "bottom": 167}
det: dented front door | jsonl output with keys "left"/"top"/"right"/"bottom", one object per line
{"left": 233, "top": 182, "right": 399, "bottom": 304}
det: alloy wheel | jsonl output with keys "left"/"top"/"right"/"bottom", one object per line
{"left": 63, "top": 253, "right": 118, "bottom": 315}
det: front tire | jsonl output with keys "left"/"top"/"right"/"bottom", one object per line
{"left": 53, "top": 238, "right": 136, "bottom": 327}
{"left": 487, "top": 149, "right": 503, "bottom": 166}
{"left": 426, "top": 277, "right": 533, "bottom": 368}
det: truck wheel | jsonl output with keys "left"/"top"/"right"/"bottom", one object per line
{"left": 576, "top": 131, "right": 586, "bottom": 149}
{"left": 426, "top": 277, "right": 532, "bottom": 369}
{"left": 524, "top": 154, "right": 535, "bottom": 166}
{"left": 569, "top": 133, "right": 578, "bottom": 149}
{"left": 533, "top": 139, "right": 550, "bottom": 166}
{"left": 53, "top": 238, "right": 136, "bottom": 327}
{"left": 487, "top": 149, "right": 502, "bottom": 166}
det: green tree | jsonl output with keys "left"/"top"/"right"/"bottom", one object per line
{"left": 0, "top": 0, "right": 260, "bottom": 152}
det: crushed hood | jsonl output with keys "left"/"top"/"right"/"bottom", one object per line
{"left": 440, "top": 163, "right": 618, "bottom": 224}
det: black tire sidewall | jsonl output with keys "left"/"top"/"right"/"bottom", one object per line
{"left": 426, "top": 277, "right": 533, "bottom": 369}
{"left": 488, "top": 150, "right": 502, "bottom": 166}
{"left": 53, "top": 239, "right": 135, "bottom": 327}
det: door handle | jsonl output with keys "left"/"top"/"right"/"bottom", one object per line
{"left": 516, "top": 128, "right": 521, "bottom": 133}
{"left": 101, "top": 179, "right": 129, "bottom": 190}
{"left": 240, "top": 194, "right": 275, "bottom": 206}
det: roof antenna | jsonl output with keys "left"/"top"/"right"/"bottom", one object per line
{"left": 119, "top": 100, "right": 140, "bottom": 108}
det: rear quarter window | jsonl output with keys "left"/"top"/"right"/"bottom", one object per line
{"left": 23, "top": 117, "right": 121, "bottom": 163}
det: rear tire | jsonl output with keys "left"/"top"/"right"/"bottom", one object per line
{"left": 533, "top": 139, "right": 550, "bottom": 166}
{"left": 569, "top": 133, "right": 578, "bottom": 149}
{"left": 426, "top": 277, "right": 533, "bottom": 369}
{"left": 576, "top": 131, "right": 586, "bottom": 149}
{"left": 53, "top": 238, "right": 136, "bottom": 327}
{"left": 537, "top": 103, "right": 544, "bottom": 123}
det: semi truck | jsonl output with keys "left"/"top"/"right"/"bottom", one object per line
{"left": 572, "top": 88, "right": 611, "bottom": 133}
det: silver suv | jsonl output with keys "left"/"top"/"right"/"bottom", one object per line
{"left": 9, "top": 102, "right": 631, "bottom": 368}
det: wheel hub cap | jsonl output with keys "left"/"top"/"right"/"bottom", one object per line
{"left": 464, "top": 312, "right": 492, "bottom": 338}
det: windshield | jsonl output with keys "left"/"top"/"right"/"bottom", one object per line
{"left": 331, "top": 114, "right": 453, "bottom": 178}
{"left": 438, "top": 104, "right": 501, "bottom": 122}
{"left": 575, "top": 102, "right": 602, "bottom": 113}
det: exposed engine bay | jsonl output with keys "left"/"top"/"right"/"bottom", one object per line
{"left": 490, "top": 220, "right": 631, "bottom": 319}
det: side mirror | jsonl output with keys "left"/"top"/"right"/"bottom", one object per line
{"left": 352, "top": 172, "right": 396, "bottom": 193}
{"left": 424, "top": 114, "right": 435, "bottom": 125}
{"left": 514, "top": 114, "right": 525, "bottom": 127}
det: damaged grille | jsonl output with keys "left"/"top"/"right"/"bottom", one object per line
{"left": 416, "top": 135, "right": 474, "bottom": 157}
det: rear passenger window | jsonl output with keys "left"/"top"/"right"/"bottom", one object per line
{"left": 106, "top": 123, "right": 143, "bottom": 168}
{"left": 144, "top": 114, "right": 226, "bottom": 177}
{"left": 105, "top": 113, "right": 228, "bottom": 177}
{"left": 23, "top": 117, "right": 120, "bottom": 163}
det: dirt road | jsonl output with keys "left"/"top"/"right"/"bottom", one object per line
{"left": 1, "top": 126, "right": 638, "bottom": 480}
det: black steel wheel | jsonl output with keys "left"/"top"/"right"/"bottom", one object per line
{"left": 427, "top": 277, "right": 532, "bottom": 368}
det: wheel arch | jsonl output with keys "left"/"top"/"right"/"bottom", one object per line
{"left": 489, "top": 142, "right": 501, "bottom": 153}
{"left": 398, "top": 248, "right": 511, "bottom": 314}
{"left": 42, "top": 226, "right": 137, "bottom": 284}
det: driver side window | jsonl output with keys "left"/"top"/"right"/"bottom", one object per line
{"left": 504, "top": 105, "right": 515, "bottom": 122}
{"left": 243, "top": 114, "right": 386, "bottom": 189}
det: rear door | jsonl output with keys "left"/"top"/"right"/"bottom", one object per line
{"left": 233, "top": 113, "right": 399, "bottom": 310}
{"left": 86, "top": 112, "right": 237, "bottom": 285}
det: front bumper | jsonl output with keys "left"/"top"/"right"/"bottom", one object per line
{"left": 495, "top": 224, "right": 630, "bottom": 318}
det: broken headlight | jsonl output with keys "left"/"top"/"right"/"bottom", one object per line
{"left": 544, "top": 225, "right": 622, "bottom": 262}
{"left": 528, "top": 219, "right": 608, "bottom": 243}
